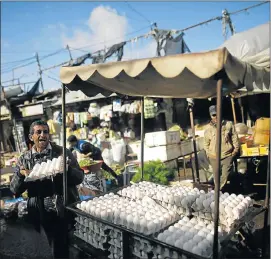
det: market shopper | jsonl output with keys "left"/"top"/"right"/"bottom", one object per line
{"left": 204, "top": 105, "right": 240, "bottom": 190}
{"left": 67, "top": 135, "right": 119, "bottom": 180}
{"left": 10, "top": 120, "right": 84, "bottom": 259}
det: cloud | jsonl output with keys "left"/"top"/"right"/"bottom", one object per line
{"left": 61, "top": 5, "right": 156, "bottom": 60}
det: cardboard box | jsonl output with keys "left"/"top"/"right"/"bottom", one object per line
{"left": 259, "top": 146, "right": 269, "bottom": 156}
{"left": 241, "top": 143, "right": 260, "bottom": 156}
{"left": 180, "top": 139, "right": 193, "bottom": 156}
{"left": 145, "top": 131, "right": 180, "bottom": 147}
{"left": 137, "top": 144, "right": 181, "bottom": 162}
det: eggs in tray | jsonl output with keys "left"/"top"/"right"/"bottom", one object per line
{"left": 25, "top": 156, "right": 67, "bottom": 181}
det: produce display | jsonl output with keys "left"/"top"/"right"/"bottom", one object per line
{"left": 79, "top": 159, "right": 98, "bottom": 168}
{"left": 26, "top": 156, "right": 67, "bottom": 181}
{"left": 118, "top": 182, "right": 202, "bottom": 216}
{"left": 192, "top": 192, "right": 253, "bottom": 230}
{"left": 76, "top": 193, "right": 179, "bottom": 235}
{"left": 74, "top": 181, "right": 256, "bottom": 259}
{"left": 132, "top": 161, "right": 175, "bottom": 185}
{"left": 156, "top": 216, "right": 223, "bottom": 257}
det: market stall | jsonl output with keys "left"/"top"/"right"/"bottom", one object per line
{"left": 59, "top": 47, "right": 269, "bottom": 259}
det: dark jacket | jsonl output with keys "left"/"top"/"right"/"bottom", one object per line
{"left": 10, "top": 143, "right": 84, "bottom": 228}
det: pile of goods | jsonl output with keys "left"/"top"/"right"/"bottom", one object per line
{"left": 77, "top": 193, "right": 178, "bottom": 235}
{"left": 192, "top": 192, "right": 253, "bottom": 231}
{"left": 74, "top": 216, "right": 111, "bottom": 252}
{"left": 78, "top": 159, "right": 99, "bottom": 168}
{"left": 75, "top": 181, "right": 255, "bottom": 258}
{"left": 118, "top": 182, "right": 203, "bottom": 215}
{"left": 26, "top": 156, "right": 66, "bottom": 181}
{"left": 156, "top": 216, "right": 223, "bottom": 257}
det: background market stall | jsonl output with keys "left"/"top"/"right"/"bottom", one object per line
{"left": 60, "top": 47, "right": 269, "bottom": 258}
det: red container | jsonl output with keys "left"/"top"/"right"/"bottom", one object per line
{"left": 80, "top": 160, "right": 103, "bottom": 173}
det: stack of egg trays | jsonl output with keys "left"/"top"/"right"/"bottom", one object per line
{"left": 130, "top": 236, "right": 153, "bottom": 259}
{"left": 108, "top": 228, "right": 124, "bottom": 259}
{"left": 191, "top": 209, "right": 243, "bottom": 233}
{"left": 74, "top": 215, "right": 111, "bottom": 251}
{"left": 156, "top": 200, "right": 192, "bottom": 217}
{"left": 129, "top": 233, "right": 205, "bottom": 259}
{"left": 69, "top": 187, "right": 205, "bottom": 259}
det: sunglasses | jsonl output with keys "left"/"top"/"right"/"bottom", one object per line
{"left": 34, "top": 130, "right": 49, "bottom": 135}
{"left": 211, "top": 114, "right": 217, "bottom": 117}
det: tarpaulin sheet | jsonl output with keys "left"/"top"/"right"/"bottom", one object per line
{"left": 60, "top": 47, "right": 269, "bottom": 99}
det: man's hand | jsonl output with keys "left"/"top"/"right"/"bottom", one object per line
{"left": 82, "top": 152, "right": 92, "bottom": 158}
{"left": 20, "top": 167, "right": 30, "bottom": 177}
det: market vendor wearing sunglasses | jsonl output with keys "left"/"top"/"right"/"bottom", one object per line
{"left": 10, "top": 120, "right": 84, "bottom": 258}
{"left": 204, "top": 105, "right": 240, "bottom": 190}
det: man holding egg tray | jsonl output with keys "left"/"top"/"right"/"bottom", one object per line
{"left": 204, "top": 105, "right": 240, "bottom": 191}
{"left": 10, "top": 120, "right": 84, "bottom": 258}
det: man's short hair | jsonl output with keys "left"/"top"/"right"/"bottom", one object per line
{"left": 29, "top": 120, "right": 49, "bottom": 135}
{"left": 67, "top": 135, "right": 78, "bottom": 143}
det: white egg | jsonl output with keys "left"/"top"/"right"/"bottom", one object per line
{"left": 157, "top": 233, "right": 165, "bottom": 241}
{"left": 197, "top": 230, "right": 207, "bottom": 237}
{"left": 192, "top": 246, "right": 203, "bottom": 256}
{"left": 184, "top": 231, "right": 194, "bottom": 240}
{"left": 183, "top": 241, "right": 193, "bottom": 252}
{"left": 193, "top": 234, "right": 203, "bottom": 243}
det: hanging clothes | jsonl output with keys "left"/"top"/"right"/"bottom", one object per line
{"left": 92, "top": 53, "right": 104, "bottom": 64}
{"left": 151, "top": 29, "right": 171, "bottom": 56}
{"left": 164, "top": 33, "right": 191, "bottom": 56}
{"left": 103, "top": 42, "right": 126, "bottom": 62}
{"left": 70, "top": 53, "right": 91, "bottom": 67}
{"left": 74, "top": 113, "right": 80, "bottom": 125}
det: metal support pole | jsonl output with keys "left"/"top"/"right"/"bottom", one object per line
{"left": 62, "top": 84, "right": 68, "bottom": 206}
{"left": 230, "top": 97, "right": 237, "bottom": 125}
{"left": 213, "top": 79, "right": 223, "bottom": 259}
{"left": 238, "top": 97, "right": 245, "bottom": 123}
{"left": 12, "top": 69, "right": 15, "bottom": 85}
{"left": 66, "top": 45, "right": 73, "bottom": 62}
{"left": 140, "top": 97, "right": 145, "bottom": 180}
{"left": 262, "top": 145, "right": 270, "bottom": 256}
{"left": 35, "top": 52, "right": 44, "bottom": 93}
{"left": 13, "top": 118, "right": 21, "bottom": 153}
{"left": 189, "top": 105, "right": 200, "bottom": 182}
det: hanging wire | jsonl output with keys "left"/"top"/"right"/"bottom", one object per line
{"left": 69, "top": 25, "right": 151, "bottom": 52}
{"left": 2, "top": 1, "right": 268, "bottom": 81}
{"left": 1, "top": 56, "right": 36, "bottom": 66}
{"left": 125, "top": 2, "right": 152, "bottom": 25}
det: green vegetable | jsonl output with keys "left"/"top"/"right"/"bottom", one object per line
{"left": 79, "top": 159, "right": 97, "bottom": 167}
{"left": 132, "top": 160, "right": 175, "bottom": 185}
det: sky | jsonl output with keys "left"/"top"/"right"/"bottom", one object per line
{"left": 1, "top": 1, "right": 270, "bottom": 91}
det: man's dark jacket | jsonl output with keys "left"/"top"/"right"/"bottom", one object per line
{"left": 10, "top": 143, "right": 84, "bottom": 229}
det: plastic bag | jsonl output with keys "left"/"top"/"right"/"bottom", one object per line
{"left": 102, "top": 148, "right": 114, "bottom": 166}
{"left": 111, "top": 139, "right": 126, "bottom": 166}
{"left": 18, "top": 201, "right": 28, "bottom": 218}
{"left": 235, "top": 123, "right": 248, "bottom": 135}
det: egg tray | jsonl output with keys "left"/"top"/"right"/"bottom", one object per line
{"left": 68, "top": 184, "right": 265, "bottom": 259}
{"left": 24, "top": 171, "right": 63, "bottom": 182}
{"left": 157, "top": 200, "right": 192, "bottom": 217}
{"left": 130, "top": 235, "right": 198, "bottom": 259}
{"left": 191, "top": 205, "right": 257, "bottom": 233}
{"left": 67, "top": 187, "right": 211, "bottom": 259}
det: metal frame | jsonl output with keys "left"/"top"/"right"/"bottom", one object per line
{"left": 61, "top": 76, "right": 269, "bottom": 259}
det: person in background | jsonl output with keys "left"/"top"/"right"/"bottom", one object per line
{"left": 10, "top": 120, "right": 84, "bottom": 258}
{"left": 204, "top": 105, "right": 240, "bottom": 190}
{"left": 67, "top": 135, "right": 119, "bottom": 181}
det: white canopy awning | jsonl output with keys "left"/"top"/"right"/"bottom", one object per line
{"left": 60, "top": 47, "right": 269, "bottom": 99}
{"left": 52, "top": 91, "right": 117, "bottom": 106}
